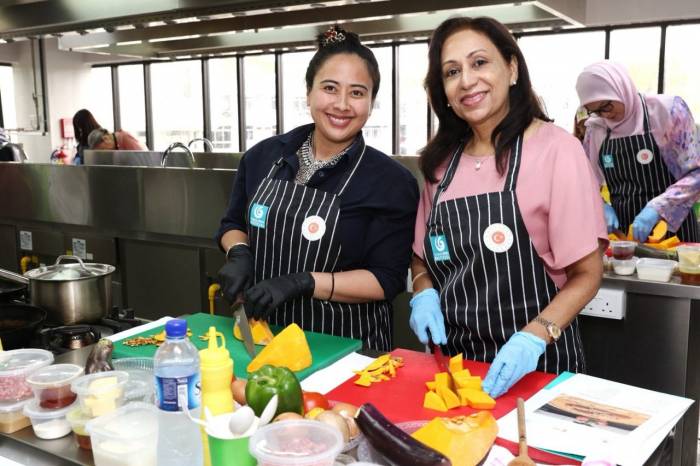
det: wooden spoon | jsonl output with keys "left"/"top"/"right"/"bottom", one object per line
{"left": 508, "top": 398, "right": 536, "bottom": 466}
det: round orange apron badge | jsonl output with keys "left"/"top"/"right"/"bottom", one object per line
{"left": 483, "top": 223, "right": 514, "bottom": 253}
{"left": 301, "top": 215, "right": 326, "bottom": 241}
{"left": 636, "top": 149, "right": 654, "bottom": 165}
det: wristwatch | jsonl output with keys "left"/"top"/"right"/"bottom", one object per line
{"left": 533, "top": 316, "right": 562, "bottom": 343}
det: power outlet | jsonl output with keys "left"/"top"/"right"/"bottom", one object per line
{"left": 581, "top": 287, "right": 626, "bottom": 320}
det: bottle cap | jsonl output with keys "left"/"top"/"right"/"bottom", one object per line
{"left": 165, "top": 319, "right": 187, "bottom": 338}
{"left": 200, "top": 326, "right": 232, "bottom": 369}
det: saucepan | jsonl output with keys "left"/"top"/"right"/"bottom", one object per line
{"left": 0, "top": 255, "right": 115, "bottom": 325}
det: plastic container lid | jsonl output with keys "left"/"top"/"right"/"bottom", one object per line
{"left": 26, "top": 364, "right": 84, "bottom": 389}
{"left": 71, "top": 371, "right": 129, "bottom": 396}
{"left": 165, "top": 319, "right": 187, "bottom": 338}
{"left": 249, "top": 420, "right": 344, "bottom": 465}
{"left": 636, "top": 258, "right": 676, "bottom": 270}
{"left": 0, "top": 398, "right": 30, "bottom": 414}
{"left": 0, "top": 349, "right": 54, "bottom": 377}
{"left": 85, "top": 402, "right": 158, "bottom": 440}
{"left": 23, "top": 398, "right": 77, "bottom": 420}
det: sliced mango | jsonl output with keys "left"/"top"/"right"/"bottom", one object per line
{"left": 627, "top": 224, "right": 634, "bottom": 241}
{"left": 457, "top": 388, "right": 495, "bottom": 410}
{"left": 647, "top": 221, "right": 668, "bottom": 244}
{"left": 233, "top": 319, "right": 274, "bottom": 345}
{"left": 436, "top": 385, "right": 461, "bottom": 410}
{"left": 246, "top": 323, "right": 312, "bottom": 373}
{"left": 434, "top": 372, "right": 452, "bottom": 389}
{"left": 352, "top": 354, "right": 404, "bottom": 387}
{"left": 448, "top": 353, "right": 463, "bottom": 374}
{"left": 452, "top": 372, "right": 481, "bottom": 390}
{"left": 423, "top": 390, "right": 448, "bottom": 412}
{"left": 426, "top": 381, "right": 437, "bottom": 391}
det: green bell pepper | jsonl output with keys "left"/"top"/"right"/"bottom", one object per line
{"left": 245, "top": 364, "right": 303, "bottom": 417}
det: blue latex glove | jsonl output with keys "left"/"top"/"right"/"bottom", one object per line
{"left": 482, "top": 331, "right": 546, "bottom": 398}
{"left": 409, "top": 288, "right": 447, "bottom": 346}
{"left": 632, "top": 206, "right": 660, "bottom": 242}
{"left": 603, "top": 202, "right": 619, "bottom": 233}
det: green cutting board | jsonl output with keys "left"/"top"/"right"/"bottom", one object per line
{"left": 111, "top": 313, "right": 362, "bottom": 380}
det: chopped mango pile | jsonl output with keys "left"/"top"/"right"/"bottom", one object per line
{"left": 609, "top": 221, "right": 679, "bottom": 250}
{"left": 423, "top": 353, "right": 495, "bottom": 412}
{"left": 353, "top": 354, "right": 404, "bottom": 387}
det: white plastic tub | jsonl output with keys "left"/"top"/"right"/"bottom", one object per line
{"left": 71, "top": 371, "right": 128, "bottom": 418}
{"left": 636, "top": 258, "right": 676, "bottom": 282}
{"left": 23, "top": 398, "right": 76, "bottom": 439}
{"left": 611, "top": 258, "right": 637, "bottom": 276}
{"left": 0, "top": 349, "right": 54, "bottom": 402}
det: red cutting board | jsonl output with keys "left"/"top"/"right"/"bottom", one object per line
{"left": 326, "top": 348, "right": 579, "bottom": 465}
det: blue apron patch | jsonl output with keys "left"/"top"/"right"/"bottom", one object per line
{"left": 429, "top": 234, "right": 451, "bottom": 262}
{"left": 249, "top": 203, "right": 269, "bottom": 229}
{"left": 602, "top": 154, "right": 614, "bottom": 169}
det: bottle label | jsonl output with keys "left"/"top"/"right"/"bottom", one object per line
{"left": 155, "top": 373, "right": 201, "bottom": 411}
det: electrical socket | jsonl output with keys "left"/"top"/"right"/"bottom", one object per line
{"left": 581, "top": 287, "right": 626, "bottom": 320}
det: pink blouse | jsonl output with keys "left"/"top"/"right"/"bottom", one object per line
{"left": 413, "top": 122, "right": 607, "bottom": 288}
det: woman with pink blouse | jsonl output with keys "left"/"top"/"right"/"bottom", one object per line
{"left": 577, "top": 61, "right": 700, "bottom": 242}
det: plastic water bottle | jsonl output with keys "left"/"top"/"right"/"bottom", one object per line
{"left": 154, "top": 319, "right": 203, "bottom": 466}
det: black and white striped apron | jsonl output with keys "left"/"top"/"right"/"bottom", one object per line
{"left": 599, "top": 94, "right": 698, "bottom": 242}
{"left": 423, "top": 136, "right": 584, "bottom": 374}
{"left": 246, "top": 143, "right": 392, "bottom": 351}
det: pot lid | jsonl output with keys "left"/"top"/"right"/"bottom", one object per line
{"left": 24, "top": 255, "right": 115, "bottom": 281}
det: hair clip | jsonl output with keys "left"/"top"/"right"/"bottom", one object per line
{"left": 321, "top": 25, "right": 346, "bottom": 46}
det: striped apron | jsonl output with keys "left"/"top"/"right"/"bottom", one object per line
{"left": 423, "top": 136, "right": 584, "bottom": 374}
{"left": 246, "top": 143, "right": 392, "bottom": 351}
{"left": 599, "top": 94, "right": 698, "bottom": 242}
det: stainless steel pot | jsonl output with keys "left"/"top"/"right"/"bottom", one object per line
{"left": 0, "top": 255, "right": 115, "bottom": 325}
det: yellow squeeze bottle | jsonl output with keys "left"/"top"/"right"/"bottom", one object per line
{"left": 199, "top": 326, "right": 234, "bottom": 466}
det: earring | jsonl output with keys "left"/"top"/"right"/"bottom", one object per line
{"left": 447, "top": 103, "right": 451, "bottom": 108}
{"left": 511, "top": 80, "right": 517, "bottom": 86}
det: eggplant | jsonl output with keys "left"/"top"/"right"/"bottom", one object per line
{"left": 635, "top": 243, "right": 678, "bottom": 260}
{"left": 85, "top": 338, "right": 115, "bottom": 374}
{"left": 355, "top": 403, "right": 451, "bottom": 466}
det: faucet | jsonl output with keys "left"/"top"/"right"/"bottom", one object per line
{"left": 161, "top": 142, "right": 196, "bottom": 168}
{"left": 188, "top": 137, "right": 214, "bottom": 153}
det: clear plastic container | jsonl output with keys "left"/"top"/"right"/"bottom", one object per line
{"left": 66, "top": 406, "right": 92, "bottom": 450}
{"left": 71, "top": 371, "right": 129, "bottom": 418}
{"left": 636, "top": 258, "right": 677, "bottom": 282}
{"left": 0, "top": 349, "right": 54, "bottom": 402}
{"left": 611, "top": 241, "right": 636, "bottom": 260}
{"left": 112, "top": 358, "right": 155, "bottom": 403}
{"left": 676, "top": 245, "right": 700, "bottom": 284}
{"left": 23, "top": 398, "right": 76, "bottom": 439}
{"left": 27, "top": 364, "right": 84, "bottom": 410}
{"left": 86, "top": 402, "right": 159, "bottom": 466}
{"left": 611, "top": 257, "right": 637, "bottom": 276}
{"left": 249, "top": 420, "right": 344, "bottom": 466}
{"left": 0, "top": 398, "right": 31, "bottom": 433}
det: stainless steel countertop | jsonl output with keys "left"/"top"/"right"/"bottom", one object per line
{"left": 0, "top": 347, "right": 94, "bottom": 466}
{"left": 602, "top": 272, "right": 700, "bottom": 300}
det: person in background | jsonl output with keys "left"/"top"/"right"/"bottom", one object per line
{"left": 87, "top": 127, "right": 146, "bottom": 151}
{"left": 215, "top": 25, "right": 418, "bottom": 351}
{"left": 573, "top": 106, "right": 589, "bottom": 143}
{"left": 72, "top": 109, "right": 101, "bottom": 165}
{"left": 0, "top": 128, "right": 26, "bottom": 162}
{"left": 576, "top": 61, "right": 700, "bottom": 242}
{"left": 409, "top": 17, "right": 606, "bottom": 398}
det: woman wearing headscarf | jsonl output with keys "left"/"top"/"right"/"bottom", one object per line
{"left": 576, "top": 61, "right": 700, "bottom": 242}
{"left": 410, "top": 17, "right": 606, "bottom": 398}
{"left": 215, "top": 26, "right": 418, "bottom": 351}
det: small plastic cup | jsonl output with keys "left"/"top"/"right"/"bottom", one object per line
{"left": 86, "top": 402, "right": 158, "bottom": 466}
{"left": 676, "top": 245, "right": 700, "bottom": 284}
{"left": 71, "top": 371, "right": 129, "bottom": 418}
{"left": 636, "top": 258, "right": 677, "bottom": 282}
{"left": 0, "top": 349, "right": 54, "bottom": 402}
{"left": 26, "top": 364, "right": 84, "bottom": 410}
{"left": 66, "top": 406, "right": 93, "bottom": 450}
{"left": 611, "top": 241, "right": 636, "bottom": 260}
{"left": 249, "top": 420, "right": 344, "bottom": 466}
{"left": 23, "top": 398, "right": 76, "bottom": 439}
{"left": 611, "top": 257, "right": 637, "bottom": 276}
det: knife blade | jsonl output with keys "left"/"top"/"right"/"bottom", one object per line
{"left": 430, "top": 342, "right": 449, "bottom": 372}
{"left": 232, "top": 303, "right": 256, "bottom": 358}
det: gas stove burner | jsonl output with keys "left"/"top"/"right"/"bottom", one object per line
{"left": 39, "top": 325, "right": 102, "bottom": 353}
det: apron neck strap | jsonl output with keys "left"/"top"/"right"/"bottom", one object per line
{"left": 429, "top": 141, "right": 465, "bottom": 217}
{"left": 638, "top": 93, "right": 651, "bottom": 134}
{"left": 266, "top": 157, "right": 286, "bottom": 179}
{"left": 504, "top": 135, "right": 523, "bottom": 192}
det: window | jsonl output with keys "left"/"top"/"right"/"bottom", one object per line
{"left": 282, "top": 51, "right": 314, "bottom": 133}
{"left": 151, "top": 60, "right": 203, "bottom": 150}
{"left": 398, "top": 43, "right": 429, "bottom": 155}
{"left": 209, "top": 57, "right": 240, "bottom": 152}
{"left": 118, "top": 65, "right": 147, "bottom": 147}
{"left": 519, "top": 31, "right": 605, "bottom": 132}
{"left": 664, "top": 24, "right": 700, "bottom": 118}
{"left": 0, "top": 65, "right": 16, "bottom": 130}
{"left": 363, "top": 46, "right": 392, "bottom": 154}
{"left": 609, "top": 27, "right": 661, "bottom": 94}
{"left": 243, "top": 55, "right": 276, "bottom": 150}
{"left": 88, "top": 67, "right": 113, "bottom": 132}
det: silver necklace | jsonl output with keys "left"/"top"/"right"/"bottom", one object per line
{"left": 470, "top": 155, "right": 492, "bottom": 171}
{"left": 295, "top": 133, "right": 351, "bottom": 185}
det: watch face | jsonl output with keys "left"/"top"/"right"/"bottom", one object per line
{"left": 548, "top": 324, "right": 562, "bottom": 341}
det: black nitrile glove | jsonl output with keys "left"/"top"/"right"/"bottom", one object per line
{"left": 217, "top": 244, "right": 254, "bottom": 302}
{"left": 244, "top": 272, "right": 315, "bottom": 320}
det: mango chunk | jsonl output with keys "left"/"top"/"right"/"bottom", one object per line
{"left": 426, "top": 381, "right": 437, "bottom": 391}
{"left": 647, "top": 221, "right": 668, "bottom": 243}
{"left": 453, "top": 373, "right": 481, "bottom": 390}
{"left": 457, "top": 388, "right": 495, "bottom": 410}
{"left": 424, "top": 390, "right": 448, "bottom": 412}
{"left": 436, "top": 385, "right": 461, "bottom": 410}
{"left": 448, "top": 353, "right": 463, "bottom": 373}
{"left": 434, "top": 372, "right": 452, "bottom": 389}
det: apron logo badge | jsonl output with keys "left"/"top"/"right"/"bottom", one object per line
{"left": 429, "top": 234, "right": 451, "bottom": 262}
{"left": 249, "top": 203, "right": 269, "bottom": 229}
{"left": 636, "top": 149, "right": 654, "bottom": 165}
{"left": 301, "top": 215, "right": 326, "bottom": 241}
{"left": 483, "top": 223, "right": 514, "bottom": 253}
{"left": 602, "top": 154, "right": 614, "bottom": 169}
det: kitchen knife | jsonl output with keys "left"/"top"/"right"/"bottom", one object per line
{"left": 430, "top": 342, "right": 449, "bottom": 372}
{"left": 232, "top": 303, "right": 256, "bottom": 358}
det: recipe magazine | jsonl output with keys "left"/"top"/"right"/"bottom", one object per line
{"left": 497, "top": 373, "right": 693, "bottom": 465}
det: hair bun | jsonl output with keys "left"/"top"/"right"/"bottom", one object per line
{"left": 318, "top": 25, "right": 348, "bottom": 47}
